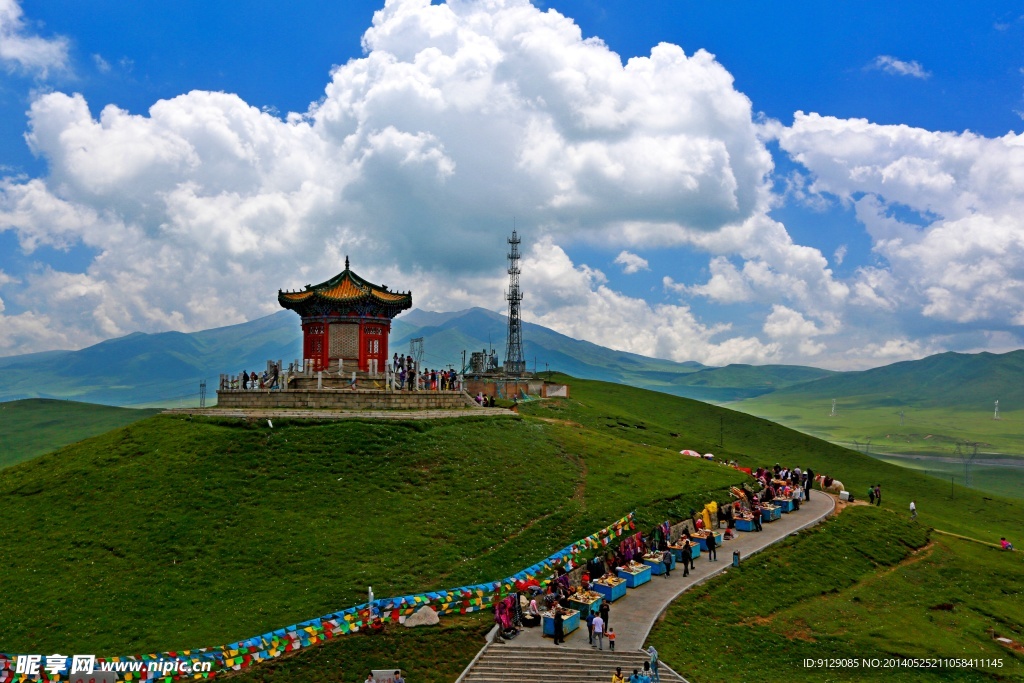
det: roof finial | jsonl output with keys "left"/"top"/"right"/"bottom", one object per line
{"left": 345, "top": 255, "right": 350, "bottom": 270}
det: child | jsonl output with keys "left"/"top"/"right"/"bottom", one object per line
{"left": 1001, "top": 537, "right": 1014, "bottom": 551}
{"left": 607, "top": 627, "right": 616, "bottom": 651}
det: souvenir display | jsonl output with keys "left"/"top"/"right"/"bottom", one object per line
{"left": 542, "top": 608, "right": 580, "bottom": 637}
{"left": 592, "top": 575, "right": 627, "bottom": 602}
{"left": 616, "top": 561, "right": 652, "bottom": 588}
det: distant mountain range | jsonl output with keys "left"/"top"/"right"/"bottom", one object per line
{"left": 0, "top": 307, "right": 1021, "bottom": 409}
{"left": 749, "top": 349, "right": 1024, "bottom": 409}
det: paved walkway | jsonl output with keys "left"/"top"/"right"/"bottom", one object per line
{"left": 507, "top": 491, "right": 836, "bottom": 652}
{"left": 162, "top": 407, "right": 518, "bottom": 420}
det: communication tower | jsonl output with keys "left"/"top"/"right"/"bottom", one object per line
{"left": 504, "top": 230, "right": 526, "bottom": 375}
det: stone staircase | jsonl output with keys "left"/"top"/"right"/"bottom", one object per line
{"left": 459, "top": 645, "right": 687, "bottom": 683}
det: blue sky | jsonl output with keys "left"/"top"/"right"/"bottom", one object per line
{"left": 1, "top": 0, "right": 1023, "bottom": 368}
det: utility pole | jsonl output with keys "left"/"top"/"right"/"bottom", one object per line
{"left": 199, "top": 380, "right": 207, "bottom": 408}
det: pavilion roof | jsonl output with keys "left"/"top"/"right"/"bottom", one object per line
{"left": 278, "top": 258, "right": 412, "bottom": 317}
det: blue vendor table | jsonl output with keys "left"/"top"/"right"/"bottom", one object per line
{"left": 592, "top": 578, "right": 627, "bottom": 603}
{"left": 696, "top": 532, "right": 723, "bottom": 551}
{"left": 761, "top": 505, "right": 782, "bottom": 522}
{"left": 776, "top": 498, "right": 795, "bottom": 513}
{"left": 642, "top": 554, "right": 668, "bottom": 575}
{"left": 542, "top": 609, "right": 580, "bottom": 638}
{"left": 668, "top": 543, "right": 701, "bottom": 561}
{"left": 734, "top": 518, "right": 756, "bottom": 532}
{"left": 616, "top": 565, "right": 652, "bottom": 588}
{"left": 568, "top": 593, "right": 603, "bottom": 615}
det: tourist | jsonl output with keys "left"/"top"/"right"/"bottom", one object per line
{"left": 364, "top": 673, "right": 375, "bottom": 683}
{"left": 910, "top": 500, "right": 917, "bottom": 520}
{"left": 648, "top": 646, "right": 660, "bottom": 683}
{"left": 608, "top": 626, "right": 616, "bottom": 650}
{"left": 641, "top": 661, "right": 654, "bottom": 683}
{"left": 805, "top": 468, "right": 814, "bottom": 500}
{"left": 1001, "top": 537, "right": 1014, "bottom": 551}
{"left": 553, "top": 608, "right": 565, "bottom": 645}
{"left": 662, "top": 547, "right": 673, "bottom": 576}
{"left": 707, "top": 532, "right": 717, "bottom": 562}
{"left": 593, "top": 612, "right": 605, "bottom": 650}
{"left": 586, "top": 610, "right": 595, "bottom": 644}
{"left": 393, "top": 672, "right": 404, "bottom": 683}
{"left": 874, "top": 484, "right": 882, "bottom": 506}
{"left": 599, "top": 599, "right": 610, "bottom": 629}
{"left": 612, "top": 667, "right": 627, "bottom": 683}
{"left": 753, "top": 501, "right": 763, "bottom": 532}
{"left": 681, "top": 539, "right": 691, "bottom": 576}
{"left": 241, "top": 370, "right": 249, "bottom": 390}
{"left": 523, "top": 598, "right": 541, "bottom": 627}
{"left": 629, "top": 668, "right": 645, "bottom": 683}
{"left": 869, "top": 485, "right": 876, "bottom": 505}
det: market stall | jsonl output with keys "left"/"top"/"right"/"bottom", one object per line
{"left": 542, "top": 609, "right": 580, "bottom": 638}
{"left": 776, "top": 497, "right": 795, "bottom": 513}
{"left": 667, "top": 541, "right": 700, "bottom": 561}
{"left": 592, "top": 575, "right": 627, "bottom": 603}
{"left": 568, "top": 589, "right": 603, "bottom": 616}
{"left": 761, "top": 503, "right": 782, "bottom": 522}
{"left": 616, "top": 561, "right": 652, "bottom": 588}
{"left": 693, "top": 530, "right": 723, "bottom": 551}
{"left": 641, "top": 551, "right": 674, "bottom": 575}
{"left": 734, "top": 516, "right": 756, "bottom": 532}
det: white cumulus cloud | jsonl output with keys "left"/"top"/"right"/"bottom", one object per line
{"left": 0, "top": 0, "right": 68, "bottom": 77}
{"left": 613, "top": 251, "right": 649, "bottom": 274}
{"left": 780, "top": 111, "right": 1024, "bottom": 327}
{"left": 0, "top": 0, "right": 779, "bottom": 359}
{"left": 870, "top": 55, "right": 930, "bottom": 79}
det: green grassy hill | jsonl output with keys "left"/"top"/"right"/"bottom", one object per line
{"left": 0, "top": 405, "right": 746, "bottom": 655}
{"left": 0, "top": 399, "right": 159, "bottom": 469}
{"left": 759, "top": 349, "right": 1024, "bottom": 409}
{"left": 2, "top": 376, "right": 1022, "bottom": 682}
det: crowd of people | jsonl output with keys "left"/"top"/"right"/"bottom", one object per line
{"left": 610, "top": 648, "right": 660, "bottom": 683}
{"left": 390, "top": 354, "right": 460, "bottom": 391}
{"left": 224, "top": 365, "right": 280, "bottom": 391}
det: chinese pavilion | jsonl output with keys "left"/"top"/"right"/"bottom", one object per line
{"left": 278, "top": 258, "right": 411, "bottom": 373}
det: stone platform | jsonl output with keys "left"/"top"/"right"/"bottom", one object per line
{"left": 163, "top": 406, "right": 518, "bottom": 421}
{"left": 215, "top": 387, "right": 477, "bottom": 411}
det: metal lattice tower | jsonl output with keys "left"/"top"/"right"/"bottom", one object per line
{"left": 504, "top": 230, "right": 526, "bottom": 375}
{"left": 410, "top": 337, "right": 424, "bottom": 366}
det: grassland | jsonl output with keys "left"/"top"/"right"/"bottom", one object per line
{"left": 735, "top": 393, "right": 1024, "bottom": 458}
{"left": 4, "top": 375, "right": 1023, "bottom": 682}
{"left": 0, "top": 410, "right": 746, "bottom": 656}
{"left": 649, "top": 506, "right": 1023, "bottom": 682}
{"left": 0, "top": 399, "right": 159, "bottom": 469}
{"left": 231, "top": 612, "right": 492, "bottom": 683}
{"left": 870, "top": 453, "right": 1024, "bottom": 502}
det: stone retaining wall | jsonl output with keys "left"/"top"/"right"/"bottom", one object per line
{"left": 215, "top": 389, "right": 476, "bottom": 411}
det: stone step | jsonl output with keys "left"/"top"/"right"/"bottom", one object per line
{"left": 461, "top": 646, "right": 685, "bottom": 683}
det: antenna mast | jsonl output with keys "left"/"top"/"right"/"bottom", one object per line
{"left": 504, "top": 229, "right": 526, "bottom": 376}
